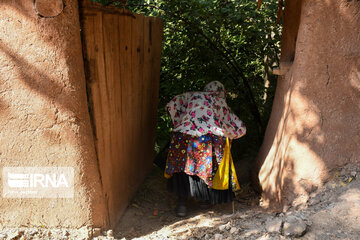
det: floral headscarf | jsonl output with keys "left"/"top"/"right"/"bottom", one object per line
{"left": 203, "top": 81, "right": 226, "bottom": 99}
{"left": 166, "top": 81, "right": 246, "bottom": 139}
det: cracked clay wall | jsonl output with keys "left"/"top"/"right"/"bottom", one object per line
{"left": 0, "top": 0, "right": 108, "bottom": 227}
{"left": 255, "top": 0, "right": 360, "bottom": 209}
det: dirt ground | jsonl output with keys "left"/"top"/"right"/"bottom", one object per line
{"left": 115, "top": 166, "right": 260, "bottom": 239}
{"left": 0, "top": 164, "right": 358, "bottom": 239}
{"left": 114, "top": 164, "right": 360, "bottom": 240}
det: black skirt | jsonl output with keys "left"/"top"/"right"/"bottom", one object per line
{"left": 167, "top": 172, "right": 234, "bottom": 205}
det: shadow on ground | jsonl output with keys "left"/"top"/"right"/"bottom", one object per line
{"left": 115, "top": 165, "right": 260, "bottom": 239}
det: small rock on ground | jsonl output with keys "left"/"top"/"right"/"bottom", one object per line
{"left": 265, "top": 217, "right": 283, "bottom": 233}
{"left": 282, "top": 215, "right": 307, "bottom": 237}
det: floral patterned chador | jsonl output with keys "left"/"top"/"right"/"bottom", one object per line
{"left": 166, "top": 81, "right": 246, "bottom": 139}
{"left": 165, "top": 81, "right": 246, "bottom": 204}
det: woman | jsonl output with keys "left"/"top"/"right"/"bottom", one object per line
{"left": 165, "top": 81, "right": 246, "bottom": 216}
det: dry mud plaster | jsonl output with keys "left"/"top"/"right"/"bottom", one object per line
{"left": 0, "top": 0, "right": 107, "bottom": 227}
{"left": 255, "top": 0, "right": 360, "bottom": 209}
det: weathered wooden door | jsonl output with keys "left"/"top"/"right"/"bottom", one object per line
{"left": 81, "top": 1, "right": 163, "bottom": 226}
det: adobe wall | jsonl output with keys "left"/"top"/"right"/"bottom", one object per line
{"left": 0, "top": 0, "right": 108, "bottom": 227}
{"left": 255, "top": 0, "right": 360, "bottom": 209}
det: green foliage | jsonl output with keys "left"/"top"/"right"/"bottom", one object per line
{"left": 89, "top": 0, "right": 281, "bottom": 166}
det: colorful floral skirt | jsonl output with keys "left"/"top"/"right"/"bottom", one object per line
{"left": 165, "top": 132, "right": 234, "bottom": 204}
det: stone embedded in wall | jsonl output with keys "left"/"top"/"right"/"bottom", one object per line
{"left": 34, "top": 0, "right": 64, "bottom": 18}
